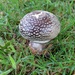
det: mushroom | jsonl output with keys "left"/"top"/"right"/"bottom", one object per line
{"left": 19, "top": 10, "right": 60, "bottom": 54}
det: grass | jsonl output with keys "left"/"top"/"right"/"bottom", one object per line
{"left": 0, "top": 0, "right": 75, "bottom": 75}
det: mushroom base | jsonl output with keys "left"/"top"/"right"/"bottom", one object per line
{"left": 29, "top": 41, "right": 47, "bottom": 55}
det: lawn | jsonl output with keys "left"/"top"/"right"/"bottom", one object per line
{"left": 0, "top": 0, "right": 75, "bottom": 75}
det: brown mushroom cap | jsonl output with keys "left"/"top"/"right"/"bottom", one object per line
{"left": 19, "top": 10, "right": 60, "bottom": 43}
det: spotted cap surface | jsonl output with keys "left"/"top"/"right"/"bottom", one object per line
{"left": 19, "top": 10, "right": 60, "bottom": 43}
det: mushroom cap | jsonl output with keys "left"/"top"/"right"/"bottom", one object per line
{"left": 19, "top": 10, "right": 60, "bottom": 43}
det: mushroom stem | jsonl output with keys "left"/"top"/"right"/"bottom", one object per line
{"left": 29, "top": 41, "right": 47, "bottom": 54}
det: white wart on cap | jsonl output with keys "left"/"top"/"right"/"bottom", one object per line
{"left": 19, "top": 10, "right": 60, "bottom": 43}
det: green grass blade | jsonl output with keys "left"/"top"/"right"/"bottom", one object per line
{"left": 9, "top": 55, "right": 16, "bottom": 69}
{"left": 0, "top": 69, "right": 13, "bottom": 75}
